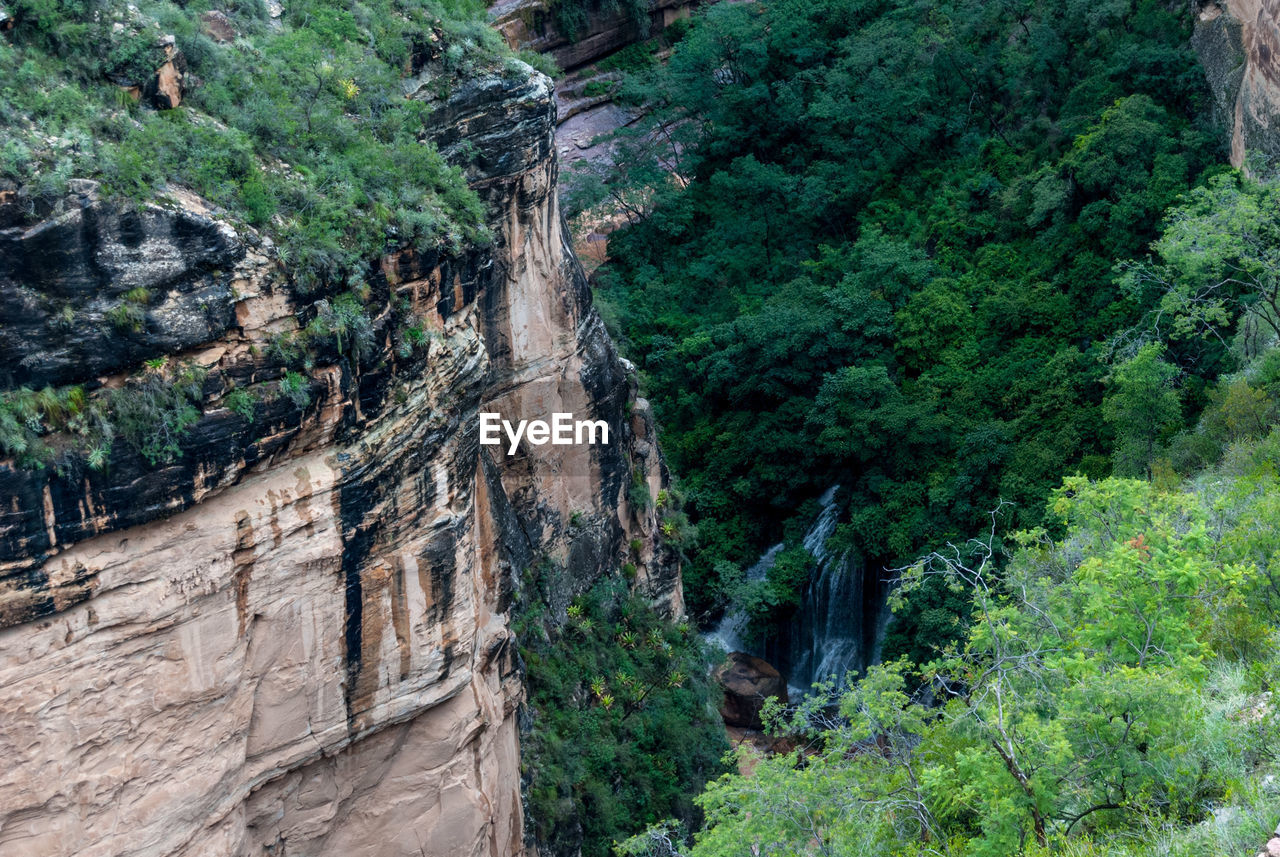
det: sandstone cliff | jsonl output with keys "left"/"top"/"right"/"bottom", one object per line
{"left": 490, "top": 0, "right": 701, "bottom": 70}
{"left": 1194, "top": 0, "right": 1280, "bottom": 167}
{"left": 0, "top": 55, "right": 679, "bottom": 857}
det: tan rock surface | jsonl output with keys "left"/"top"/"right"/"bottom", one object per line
{"left": 490, "top": 0, "right": 702, "bottom": 71}
{"left": 1195, "top": 0, "right": 1280, "bottom": 166}
{"left": 0, "top": 60, "right": 679, "bottom": 857}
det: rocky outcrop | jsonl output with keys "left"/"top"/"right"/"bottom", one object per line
{"left": 490, "top": 0, "right": 700, "bottom": 71}
{"left": 714, "top": 651, "right": 787, "bottom": 730}
{"left": 1255, "top": 822, "right": 1280, "bottom": 857}
{"left": 0, "top": 57, "right": 678, "bottom": 857}
{"left": 200, "top": 10, "right": 237, "bottom": 43}
{"left": 1193, "top": 0, "right": 1280, "bottom": 167}
{"left": 0, "top": 187, "right": 242, "bottom": 391}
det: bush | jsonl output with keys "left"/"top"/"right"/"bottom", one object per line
{"left": 223, "top": 387, "right": 258, "bottom": 422}
{"left": 110, "top": 364, "right": 206, "bottom": 465}
{"left": 277, "top": 371, "right": 311, "bottom": 409}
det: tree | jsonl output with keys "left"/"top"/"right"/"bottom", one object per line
{"left": 1121, "top": 174, "right": 1280, "bottom": 360}
{"left": 1102, "top": 343, "right": 1182, "bottom": 476}
{"left": 661, "top": 478, "right": 1262, "bottom": 857}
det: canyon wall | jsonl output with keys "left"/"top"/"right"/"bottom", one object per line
{"left": 0, "top": 57, "right": 678, "bottom": 857}
{"left": 489, "top": 0, "right": 701, "bottom": 70}
{"left": 1194, "top": 0, "right": 1280, "bottom": 167}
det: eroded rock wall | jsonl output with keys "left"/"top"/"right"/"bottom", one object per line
{"left": 0, "top": 60, "right": 677, "bottom": 857}
{"left": 489, "top": 0, "right": 701, "bottom": 71}
{"left": 1194, "top": 0, "right": 1280, "bottom": 166}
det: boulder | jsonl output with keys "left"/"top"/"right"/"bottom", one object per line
{"left": 715, "top": 651, "right": 788, "bottom": 729}
{"left": 200, "top": 10, "right": 236, "bottom": 43}
{"left": 114, "top": 34, "right": 187, "bottom": 109}
{"left": 144, "top": 35, "right": 186, "bottom": 109}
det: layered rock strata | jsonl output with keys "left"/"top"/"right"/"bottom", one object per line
{"left": 490, "top": 0, "right": 700, "bottom": 71}
{"left": 0, "top": 59, "right": 677, "bottom": 857}
{"left": 1194, "top": 0, "right": 1280, "bottom": 167}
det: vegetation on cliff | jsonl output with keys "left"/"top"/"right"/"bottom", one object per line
{"left": 0, "top": 0, "right": 512, "bottom": 472}
{"left": 548, "top": 0, "right": 651, "bottom": 42}
{"left": 1, "top": 0, "right": 499, "bottom": 291}
{"left": 515, "top": 573, "right": 730, "bottom": 857}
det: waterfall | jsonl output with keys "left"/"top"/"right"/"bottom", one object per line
{"left": 705, "top": 485, "right": 891, "bottom": 698}
{"left": 705, "top": 542, "right": 784, "bottom": 655}
{"left": 786, "top": 485, "right": 891, "bottom": 694}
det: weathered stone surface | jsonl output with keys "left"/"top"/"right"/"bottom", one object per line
{"left": 0, "top": 59, "right": 680, "bottom": 857}
{"left": 1194, "top": 0, "right": 1280, "bottom": 166}
{"left": 714, "top": 651, "right": 788, "bottom": 730}
{"left": 490, "top": 0, "right": 701, "bottom": 71}
{"left": 0, "top": 191, "right": 244, "bottom": 390}
{"left": 200, "top": 10, "right": 237, "bottom": 43}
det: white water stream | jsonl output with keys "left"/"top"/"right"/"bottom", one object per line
{"left": 705, "top": 485, "right": 890, "bottom": 698}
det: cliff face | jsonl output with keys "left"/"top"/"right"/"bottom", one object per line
{"left": 0, "top": 60, "right": 678, "bottom": 857}
{"left": 489, "top": 0, "right": 701, "bottom": 71}
{"left": 1194, "top": 0, "right": 1280, "bottom": 166}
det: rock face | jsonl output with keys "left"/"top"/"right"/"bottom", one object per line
{"left": 0, "top": 187, "right": 242, "bottom": 390}
{"left": 490, "top": 0, "right": 701, "bottom": 71}
{"left": 714, "top": 651, "right": 787, "bottom": 730}
{"left": 0, "top": 59, "right": 679, "bottom": 857}
{"left": 1194, "top": 0, "right": 1280, "bottom": 167}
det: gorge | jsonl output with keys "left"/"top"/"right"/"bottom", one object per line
{"left": 7, "top": 0, "right": 1280, "bottom": 855}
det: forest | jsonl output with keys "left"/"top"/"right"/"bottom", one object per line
{"left": 557, "top": 0, "right": 1280, "bottom": 854}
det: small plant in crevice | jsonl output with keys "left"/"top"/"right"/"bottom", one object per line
{"left": 276, "top": 371, "right": 311, "bottom": 410}
{"left": 304, "top": 292, "right": 376, "bottom": 364}
{"left": 223, "top": 386, "right": 258, "bottom": 422}
{"left": 107, "top": 287, "right": 151, "bottom": 333}
{"left": 627, "top": 466, "right": 651, "bottom": 510}
{"left": 109, "top": 362, "right": 207, "bottom": 465}
{"left": 394, "top": 315, "right": 436, "bottom": 359}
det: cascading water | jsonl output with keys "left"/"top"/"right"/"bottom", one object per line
{"left": 706, "top": 486, "right": 891, "bottom": 698}
{"left": 785, "top": 486, "right": 890, "bottom": 694}
{"left": 706, "top": 542, "right": 784, "bottom": 655}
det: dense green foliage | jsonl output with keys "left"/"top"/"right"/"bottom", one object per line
{"left": 568, "top": 4, "right": 1280, "bottom": 853}
{"left": 515, "top": 575, "right": 730, "bottom": 857}
{"left": 597, "top": 19, "right": 1280, "bottom": 843}
{"left": 575, "top": 0, "right": 1230, "bottom": 646}
{"left": 625, "top": 448, "right": 1280, "bottom": 856}
{"left": 0, "top": 0, "right": 499, "bottom": 291}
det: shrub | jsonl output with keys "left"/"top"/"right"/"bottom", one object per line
{"left": 110, "top": 363, "right": 207, "bottom": 465}
{"left": 277, "top": 371, "right": 311, "bottom": 409}
{"left": 223, "top": 387, "right": 257, "bottom": 422}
